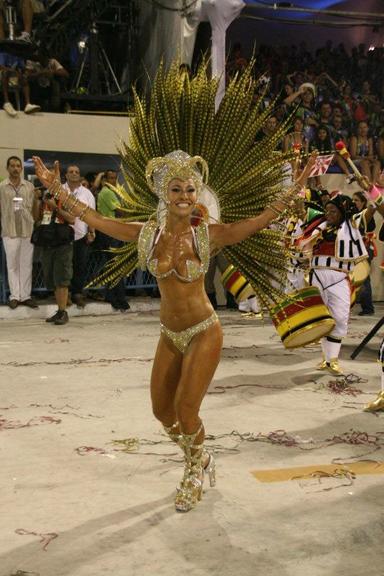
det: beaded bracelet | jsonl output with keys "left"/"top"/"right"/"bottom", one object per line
{"left": 62, "top": 195, "right": 74, "bottom": 211}
{"left": 62, "top": 191, "right": 72, "bottom": 210}
{"left": 68, "top": 198, "right": 81, "bottom": 214}
{"left": 48, "top": 179, "right": 63, "bottom": 201}
{"left": 277, "top": 197, "right": 292, "bottom": 207}
{"left": 268, "top": 204, "right": 283, "bottom": 217}
{"left": 78, "top": 204, "right": 90, "bottom": 221}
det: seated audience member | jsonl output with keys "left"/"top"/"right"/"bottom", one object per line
{"left": 350, "top": 121, "right": 381, "bottom": 183}
{"left": 310, "top": 125, "right": 349, "bottom": 178}
{"left": 283, "top": 117, "right": 309, "bottom": 154}
{"left": 294, "top": 86, "right": 318, "bottom": 142}
{"left": 0, "top": 0, "right": 37, "bottom": 43}
{"left": 226, "top": 42, "right": 248, "bottom": 80}
{"left": 332, "top": 114, "right": 350, "bottom": 144}
{"left": 317, "top": 101, "right": 334, "bottom": 132}
{"left": 0, "top": 52, "right": 40, "bottom": 116}
{"left": 25, "top": 49, "right": 69, "bottom": 112}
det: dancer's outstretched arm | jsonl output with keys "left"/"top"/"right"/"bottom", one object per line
{"left": 33, "top": 157, "right": 143, "bottom": 242}
{"left": 210, "top": 152, "right": 318, "bottom": 249}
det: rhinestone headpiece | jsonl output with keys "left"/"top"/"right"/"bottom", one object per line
{"left": 145, "top": 150, "right": 209, "bottom": 202}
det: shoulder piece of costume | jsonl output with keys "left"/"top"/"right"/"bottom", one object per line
{"left": 194, "top": 222, "right": 210, "bottom": 274}
{"left": 89, "top": 59, "right": 294, "bottom": 304}
{"left": 138, "top": 219, "right": 158, "bottom": 271}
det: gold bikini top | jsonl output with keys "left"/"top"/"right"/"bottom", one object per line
{"left": 138, "top": 220, "right": 210, "bottom": 282}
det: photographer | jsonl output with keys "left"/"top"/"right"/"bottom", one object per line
{"left": 35, "top": 188, "right": 75, "bottom": 325}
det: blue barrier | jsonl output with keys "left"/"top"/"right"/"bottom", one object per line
{"left": 0, "top": 240, "right": 157, "bottom": 304}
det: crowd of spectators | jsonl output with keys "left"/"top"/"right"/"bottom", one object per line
{"left": 0, "top": 0, "right": 69, "bottom": 116}
{"left": 227, "top": 41, "right": 384, "bottom": 180}
{"left": 0, "top": 154, "right": 133, "bottom": 319}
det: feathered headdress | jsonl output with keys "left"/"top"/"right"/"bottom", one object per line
{"left": 90, "top": 59, "right": 295, "bottom": 305}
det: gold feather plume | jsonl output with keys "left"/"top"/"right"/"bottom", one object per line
{"left": 90, "top": 59, "right": 294, "bottom": 304}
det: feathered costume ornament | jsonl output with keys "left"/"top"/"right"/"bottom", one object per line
{"left": 91, "top": 60, "right": 295, "bottom": 305}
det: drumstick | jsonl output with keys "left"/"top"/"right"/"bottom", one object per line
{"left": 335, "top": 140, "right": 368, "bottom": 190}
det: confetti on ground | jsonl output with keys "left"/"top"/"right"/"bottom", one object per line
{"left": 325, "top": 374, "right": 367, "bottom": 396}
{"left": 15, "top": 528, "right": 58, "bottom": 551}
{"left": 1, "top": 356, "right": 153, "bottom": 368}
{"left": 0, "top": 416, "right": 61, "bottom": 431}
{"left": 75, "top": 446, "right": 107, "bottom": 456}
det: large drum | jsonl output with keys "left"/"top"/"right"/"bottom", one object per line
{"left": 221, "top": 264, "right": 255, "bottom": 303}
{"left": 350, "top": 259, "right": 370, "bottom": 289}
{"left": 269, "top": 286, "right": 335, "bottom": 349}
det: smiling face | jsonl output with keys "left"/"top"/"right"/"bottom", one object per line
{"left": 325, "top": 202, "right": 343, "bottom": 226}
{"left": 166, "top": 177, "right": 197, "bottom": 217}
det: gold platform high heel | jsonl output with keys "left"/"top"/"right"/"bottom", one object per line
{"left": 364, "top": 391, "right": 384, "bottom": 412}
{"left": 203, "top": 452, "right": 216, "bottom": 488}
{"left": 175, "top": 424, "right": 211, "bottom": 513}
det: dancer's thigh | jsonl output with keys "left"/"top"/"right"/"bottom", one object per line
{"left": 176, "top": 321, "right": 223, "bottom": 414}
{"left": 150, "top": 334, "right": 183, "bottom": 414}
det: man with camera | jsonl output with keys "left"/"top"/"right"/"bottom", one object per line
{"left": 34, "top": 186, "right": 75, "bottom": 325}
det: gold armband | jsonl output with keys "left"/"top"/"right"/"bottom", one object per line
{"left": 65, "top": 197, "right": 81, "bottom": 214}
{"left": 268, "top": 204, "right": 284, "bottom": 217}
{"left": 78, "top": 205, "right": 90, "bottom": 221}
{"left": 48, "top": 179, "right": 63, "bottom": 201}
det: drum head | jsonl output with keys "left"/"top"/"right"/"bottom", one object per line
{"left": 283, "top": 318, "right": 335, "bottom": 349}
{"left": 351, "top": 260, "right": 370, "bottom": 287}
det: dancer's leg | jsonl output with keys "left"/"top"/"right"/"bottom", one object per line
{"left": 173, "top": 321, "right": 222, "bottom": 511}
{"left": 150, "top": 333, "right": 183, "bottom": 428}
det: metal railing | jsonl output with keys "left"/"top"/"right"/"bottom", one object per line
{"left": 0, "top": 241, "right": 157, "bottom": 304}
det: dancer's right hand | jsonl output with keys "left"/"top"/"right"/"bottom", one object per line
{"left": 32, "top": 157, "right": 61, "bottom": 189}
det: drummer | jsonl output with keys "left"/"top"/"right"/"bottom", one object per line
{"left": 297, "top": 193, "right": 373, "bottom": 375}
{"left": 352, "top": 191, "right": 377, "bottom": 316}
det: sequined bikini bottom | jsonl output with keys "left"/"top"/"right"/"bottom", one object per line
{"left": 160, "top": 312, "right": 218, "bottom": 354}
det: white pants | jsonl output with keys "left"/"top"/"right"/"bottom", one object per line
{"left": 285, "top": 267, "right": 306, "bottom": 293}
{"left": 2, "top": 236, "right": 34, "bottom": 302}
{"left": 311, "top": 268, "right": 350, "bottom": 339}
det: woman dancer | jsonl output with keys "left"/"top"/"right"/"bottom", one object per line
{"left": 33, "top": 150, "right": 315, "bottom": 512}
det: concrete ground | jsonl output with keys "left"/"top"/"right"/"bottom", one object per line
{"left": 1, "top": 300, "right": 384, "bottom": 576}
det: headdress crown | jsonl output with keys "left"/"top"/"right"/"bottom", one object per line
{"left": 145, "top": 150, "right": 208, "bottom": 201}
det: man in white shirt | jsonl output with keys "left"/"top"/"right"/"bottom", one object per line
{"left": 0, "top": 155, "right": 40, "bottom": 308}
{"left": 63, "top": 165, "right": 95, "bottom": 308}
